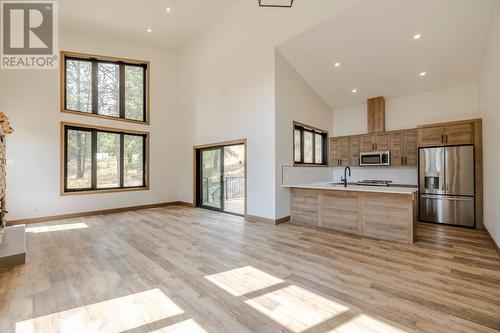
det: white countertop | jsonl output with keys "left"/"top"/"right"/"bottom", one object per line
{"left": 283, "top": 182, "right": 418, "bottom": 195}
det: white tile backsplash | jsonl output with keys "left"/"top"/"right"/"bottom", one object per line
{"left": 282, "top": 166, "right": 333, "bottom": 185}
{"left": 333, "top": 167, "right": 418, "bottom": 185}
{"left": 282, "top": 166, "right": 418, "bottom": 186}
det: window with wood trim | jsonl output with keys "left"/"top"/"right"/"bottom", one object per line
{"left": 293, "top": 122, "right": 328, "bottom": 166}
{"left": 62, "top": 52, "right": 149, "bottom": 123}
{"left": 62, "top": 123, "right": 148, "bottom": 193}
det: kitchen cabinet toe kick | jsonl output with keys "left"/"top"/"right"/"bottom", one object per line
{"left": 290, "top": 188, "right": 417, "bottom": 244}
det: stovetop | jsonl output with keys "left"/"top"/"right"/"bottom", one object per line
{"left": 356, "top": 179, "right": 393, "bottom": 187}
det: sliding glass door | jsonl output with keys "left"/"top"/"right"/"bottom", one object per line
{"left": 197, "top": 143, "right": 245, "bottom": 216}
{"left": 200, "top": 148, "right": 223, "bottom": 210}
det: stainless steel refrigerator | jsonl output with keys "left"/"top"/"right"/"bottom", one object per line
{"left": 419, "top": 145, "right": 475, "bottom": 227}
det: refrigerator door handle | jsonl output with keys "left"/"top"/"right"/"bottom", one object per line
{"left": 421, "top": 195, "right": 473, "bottom": 201}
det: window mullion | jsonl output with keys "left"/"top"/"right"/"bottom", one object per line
{"left": 91, "top": 60, "right": 98, "bottom": 115}
{"left": 300, "top": 129, "right": 304, "bottom": 164}
{"left": 91, "top": 130, "right": 97, "bottom": 189}
{"left": 143, "top": 135, "right": 147, "bottom": 187}
{"left": 120, "top": 133, "right": 125, "bottom": 188}
{"left": 119, "top": 64, "right": 125, "bottom": 119}
{"left": 64, "top": 127, "right": 69, "bottom": 191}
{"left": 312, "top": 131, "right": 316, "bottom": 164}
{"left": 143, "top": 65, "right": 147, "bottom": 122}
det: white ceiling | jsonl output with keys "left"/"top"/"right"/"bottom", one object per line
{"left": 277, "top": 0, "right": 495, "bottom": 109}
{"left": 60, "top": 0, "right": 235, "bottom": 48}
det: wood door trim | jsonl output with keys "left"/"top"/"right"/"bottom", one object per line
{"left": 193, "top": 139, "right": 247, "bottom": 216}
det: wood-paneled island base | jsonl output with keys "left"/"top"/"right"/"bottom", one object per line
{"left": 290, "top": 187, "right": 417, "bottom": 244}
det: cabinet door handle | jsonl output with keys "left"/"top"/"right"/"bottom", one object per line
{"left": 445, "top": 134, "right": 448, "bottom": 143}
{"left": 401, "top": 157, "right": 404, "bottom": 165}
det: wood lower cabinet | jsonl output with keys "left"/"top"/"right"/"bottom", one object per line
{"left": 320, "top": 191, "right": 360, "bottom": 234}
{"left": 362, "top": 193, "right": 416, "bottom": 243}
{"left": 290, "top": 188, "right": 416, "bottom": 244}
{"left": 290, "top": 188, "right": 319, "bottom": 226}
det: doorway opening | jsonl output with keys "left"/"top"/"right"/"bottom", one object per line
{"left": 194, "top": 140, "right": 246, "bottom": 216}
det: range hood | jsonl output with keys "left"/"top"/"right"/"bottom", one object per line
{"left": 367, "top": 96, "right": 385, "bottom": 133}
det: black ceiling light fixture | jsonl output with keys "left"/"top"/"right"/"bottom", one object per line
{"left": 258, "top": 0, "right": 294, "bottom": 8}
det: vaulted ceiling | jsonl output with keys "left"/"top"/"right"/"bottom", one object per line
{"left": 60, "top": 0, "right": 235, "bottom": 47}
{"left": 277, "top": 0, "right": 495, "bottom": 109}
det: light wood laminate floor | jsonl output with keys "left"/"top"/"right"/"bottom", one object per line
{"left": 1, "top": 206, "right": 499, "bottom": 333}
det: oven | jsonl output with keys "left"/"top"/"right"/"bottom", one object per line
{"left": 360, "top": 151, "right": 391, "bottom": 166}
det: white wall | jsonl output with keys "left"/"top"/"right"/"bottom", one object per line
{"left": 479, "top": 2, "right": 500, "bottom": 247}
{"left": 1, "top": 29, "right": 180, "bottom": 220}
{"left": 179, "top": 0, "right": 361, "bottom": 220}
{"left": 332, "top": 82, "right": 481, "bottom": 136}
{"left": 275, "top": 52, "right": 333, "bottom": 219}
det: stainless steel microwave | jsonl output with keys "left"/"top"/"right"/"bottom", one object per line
{"left": 360, "top": 151, "right": 391, "bottom": 166}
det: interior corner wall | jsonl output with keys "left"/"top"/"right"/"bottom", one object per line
{"left": 479, "top": 2, "right": 500, "bottom": 248}
{"left": 275, "top": 51, "right": 332, "bottom": 219}
{"left": 1, "top": 29, "right": 180, "bottom": 220}
{"left": 178, "top": 0, "right": 361, "bottom": 220}
{"left": 332, "top": 82, "right": 481, "bottom": 136}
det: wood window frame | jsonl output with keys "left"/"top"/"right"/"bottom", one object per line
{"left": 60, "top": 122, "right": 150, "bottom": 196}
{"left": 60, "top": 51, "right": 150, "bottom": 125}
{"left": 293, "top": 121, "right": 329, "bottom": 167}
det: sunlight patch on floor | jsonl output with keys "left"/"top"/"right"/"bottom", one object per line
{"left": 15, "top": 289, "right": 183, "bottom": 333}
{"left": 25, "top": 223, "right": 89, "bottom": 234}
{"left": 329, "top": 314, "right": 409, "bottom": 333}
{"left": 245, "top": 285, "right": 349, "bottom": 333}
{"left": 149, "top": 319, "right": 208, "bottom": 333}
{"left": 205, "top": 266, "right": 284, "bottom": 296}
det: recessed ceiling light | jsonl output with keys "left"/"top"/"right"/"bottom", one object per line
{"left": 420, "top": 72, "right": 427, "bottom": 77}
{"left": 334, "top": 62, "right": 340, "bottom": 68}
{"left": 147, "top": 28, "right": 152, "bottom": 33}
{"left": 414, "top": 34, "right": 422, "bottom": 40}
{"left": 351, "top": 89, "right": 357, "bottom": 93}
{"left": 166, "top": 7, "right": 172, "bottom": 12}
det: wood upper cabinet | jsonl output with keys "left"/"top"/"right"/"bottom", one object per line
{"left": 329, "top": 138, "right": 340, "bottom": 166}
{"left": 339, "top": 138, "right": 351, "bottom": 166}
{"left": 418, "top": 122, "right": 474, "bottom": 147}
{"left": 329, "top": 136, "right": 360, "bottom": 167}
{"left": 418, "top": 126, "right": 445, "bottom": 147}
{"left": 350, "top": 137, "right": 361, "bottom": 167}
{"left": 444, "top": 123, "right": 474, "bottom": 145}
{"left": 389, "top": 132, "right": 404, "bottom": 166}
{"left": 361, "top": 135, "right": 374, "bottom": 152}
{"left": 403, "top": 129, "right": 417, "bottom": 166}
{"left": 373, "top": 133, "right": 390, "bottom": 151}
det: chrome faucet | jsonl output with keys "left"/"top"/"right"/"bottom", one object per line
{"left": 341, "top": 166, "right": 351, "bottom": 187}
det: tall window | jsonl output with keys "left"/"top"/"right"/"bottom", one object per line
{"left": 62, "top": 123, "right": 148, "bottom": 193}
{"left": 293, "top": 122, "right": 328, "bottom": 166}
{"left": 62, "top": 52, "right": 149, "bottom": 123}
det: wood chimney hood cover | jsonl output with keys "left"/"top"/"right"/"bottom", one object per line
{"left": 367, "top": 96, "right": 385, "bottom": 133}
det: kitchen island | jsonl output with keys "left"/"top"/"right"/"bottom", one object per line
{"left": 284, "top": 183, "right": 418, "bottom": 244}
